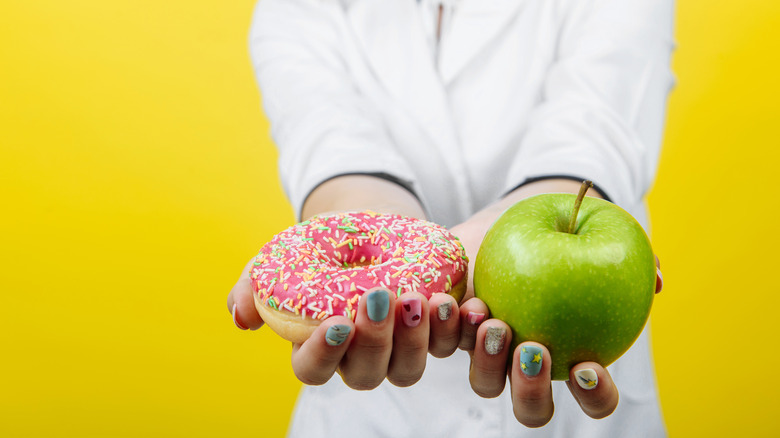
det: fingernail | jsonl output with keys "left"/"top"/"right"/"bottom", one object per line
{"left": 232, "top": 303, "right": 248, "bottom": 330}
{"left": 401, "top": 297, "right": 422, "bottom": 327}
{"left": 437, "top": 302, "right": 452, "bottom": 321}
{"left": 519, "top": 345, "right": 543, "bottom": 377}
{"left": 484, "top": 326, "right": 506, "bottom": 355}
{"left": 325, "top": 324, "right": 351, "bottom": 346}
{"left": 467, "top": 311, "right": 485, "bottom": 326}
{"left": 656, "top": 268, "right": 663, "bottom": 294}
{"left": 366, "top": 289, "right": 390, "bottom": 322}
{"left": 574, "top": 368, "right": 599, "bottom": 390}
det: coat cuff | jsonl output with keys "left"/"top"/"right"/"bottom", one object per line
{"left": 505, "top": 175, "right": 612, "bottom": 203}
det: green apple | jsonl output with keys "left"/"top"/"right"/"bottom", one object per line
{"left": 474, "top": 182, "right": 656, "bottom": 380}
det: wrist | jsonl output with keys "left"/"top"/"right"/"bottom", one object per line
{"left": 301, "top": 175, "right": 427, "bottom": 220}
{"left": 502, "top": 178, "right": 603, "bottom": 207}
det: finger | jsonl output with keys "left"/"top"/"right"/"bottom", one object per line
{"left": 509, "top": 342, "right": 554, "bottom": 428}
{"left": 428, "top": 293, "right": 460, "bottom": 358}
{"left": 387, "top": 292, "right": 430, "bottom": 387}
{"left": 654, "top": 255, "right": 663, "bottom": 294}
{"left": 469, "top": 319, "right": 512, "bottom": 398}
{"left": 338, "top": 288, "right": 395, "bottom": 390}
{"left": 290, "top": 316, "right": 354, "bottom": 385}
{"left": 566, "top": 362, "right": 619, "bottom": 419}
{"left": 226, "top": 259, "right": 264, "bottom": 330}
{"left": 458, "top": 297, "right": 489, "bottom": 351}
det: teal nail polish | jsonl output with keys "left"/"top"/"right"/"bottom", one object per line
{"left": 366, "top": 289, "right": 390, "bottom": 322}
{"left": 519, "top": 345, "right": 543, "bottom": 377}
{"left": 325, "top": 324, "right": 351, "bottom": 346}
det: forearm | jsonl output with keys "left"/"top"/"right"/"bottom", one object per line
{"left": 301, "top": 175, "right": 426, "bottom": 220}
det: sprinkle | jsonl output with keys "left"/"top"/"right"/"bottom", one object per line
{"left": 253, "top": 212, "right": 466, "bottom": 325}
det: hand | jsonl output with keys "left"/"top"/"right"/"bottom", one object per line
{"left": 227, "top": 259, "right": 465, "bottom": 388}
{"left": 448, "top": 180, "right": 665, "bottom": 427}
{"left": 227, "top": 174, "right": 467, "bottom": 388}
{"left": 462, "top": 263, "right": 663, "bottom": 427}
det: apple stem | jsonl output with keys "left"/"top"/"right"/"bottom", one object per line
{"left": 567, "top": 180, "right": 593, "bottom": 234}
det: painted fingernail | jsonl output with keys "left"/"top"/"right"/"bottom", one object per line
{"left": 325, "top": 324, "right": 351, "bottom": 346}
{"left": 574, "top": 368, "right": 599, "bottom": 390}
{"left": 656, "top": 268, "right": 663, "bottom": 294}
{"left": 519, "top": 345, "right": 543, "bottom": 377}
{"left": 484, "top": 326, "right": 506, "bottom": 355}
{"left": 467, "top": 312, "right": 485, "bottom": 326}
{"left": 401, "top": 297, "right": 422, "bottom": 327}
{"left": 437, "top": 302, "right": 452, "bottom": 321}
{"left": 232, "top": 303, "right": 248, "bottom": 330}
{"left": 366, "top": 289, "right": 390, "bottom": 322}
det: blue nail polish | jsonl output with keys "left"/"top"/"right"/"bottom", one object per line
{"left": 519, "top": 345, "right": 543, "bottom": 377}
{"left": 366, "top": 289, "right": 390, "bottom": 322}
{"left": 325, "top": 324, "right": 351, "bottom": 346}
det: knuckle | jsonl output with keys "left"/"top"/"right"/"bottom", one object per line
{"left": 517, "top": 387, "right": 549, "bottom": 407}
{"left": 394, "top": 337, "right": 428, "bottom": 356}
{"left": 433, "top": 330, "right": 461, "bottom": 347}
{"left": 353, "top": 340, "right": 392, "bottom": 356}
{"left": 472, "top": 360, "right": 507, "bottom": 378}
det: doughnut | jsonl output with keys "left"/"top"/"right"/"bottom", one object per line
{"left": 250, "top": 211, "right": 468, "bottom": 343}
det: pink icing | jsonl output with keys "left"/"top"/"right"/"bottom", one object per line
{"left": 250, "top": 211, "right": 468, "bottom": 321}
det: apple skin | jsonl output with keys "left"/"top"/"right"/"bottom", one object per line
{"left": 474, "top": 194, "right": 656, "bottom": 381}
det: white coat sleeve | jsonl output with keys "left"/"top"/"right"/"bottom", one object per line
{"left": 249, "top": 0, "right": 418, "bottom": 217}
{"left": 503, "top": 0, "right": 675, "bottom": 207}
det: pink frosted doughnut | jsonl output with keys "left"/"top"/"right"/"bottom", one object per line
{"left": 250, "top": 211, "right": 468, "bottom": 343}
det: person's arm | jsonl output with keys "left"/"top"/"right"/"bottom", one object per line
{"left": 249, "top": 0, "right": 421, "bottom": 220}
{"left": 500, "top": 0, "right": 674, "bottom": 210}
{"left": 456, "top": 0, "right": 674, "bottom": 425}
{"left": 301, "top": 175, "right": 426, "bottom": 220}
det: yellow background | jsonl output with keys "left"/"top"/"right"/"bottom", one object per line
{"left": 2, "top": 1, "right": 778, "bottom": 436}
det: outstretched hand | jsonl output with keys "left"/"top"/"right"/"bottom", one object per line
{"left": 227, "top": 259, "right": 492, "bottom": 389}
{"left": 447, "top": 179, "right": 664, "bottom": 427}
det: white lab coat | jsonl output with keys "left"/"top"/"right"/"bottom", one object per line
{"left": 249, "top": 0, "right": 673, "bottom": 436}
